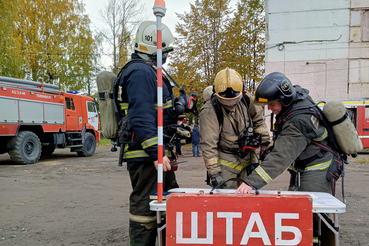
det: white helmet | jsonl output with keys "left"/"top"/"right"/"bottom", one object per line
{"left": 203, "top": 85, "right": 214, "bottom": 102}
{"left": 135, "top": 21, "right": 174, "bottom": 55}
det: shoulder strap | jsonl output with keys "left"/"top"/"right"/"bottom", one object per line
{"left": 113, "top": 59, "right": 150, "bottom": 124}
{"left": 242, "top": 93, "right": 250, "bottom": 107}
{"left": 116, "top": 59, "right": 147, "bottom": 78}
{"left": 280, "top": 101, "right": 343, "bottom": 153}
{"left": 211, "top": 96, "right": 223, "bottom": 127}
{"left": 117, "top": 59, "right": 173, "bottom": 97}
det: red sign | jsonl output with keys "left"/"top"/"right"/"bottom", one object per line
{"left": 166, "top": 194, "right": 313, "bottom": 246}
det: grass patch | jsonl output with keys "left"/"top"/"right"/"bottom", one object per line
{"left": 358, "top": 158, "right": 369, "bottom": 164}
{"left": 97, "top": 137, "right": 112, "bottom": 147}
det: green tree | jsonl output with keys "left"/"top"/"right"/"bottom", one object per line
{"left": 169, "top": 0, "right": 265, "bottom": 99}
{"left": 0, "top": 0, "right": 23, "bottom": 77}
{"left": 13, "top": 0, "right": 100, "bottom": 93}
{"left": 98, "top": 0, "right": 145, "bottom": 75}
{"left": 169, "top": 0, "right": 232, "bottom": 98}
{"left": 223, "top": 0, "right": 265, "bottom": 93}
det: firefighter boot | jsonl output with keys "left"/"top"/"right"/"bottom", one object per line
{"left": 129, "top": 220, "right": 157, "bottom": 246}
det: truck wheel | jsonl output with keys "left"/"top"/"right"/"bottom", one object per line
{"left": 77, "top": 132, "right": 96, "bottom": 157}
{"left": 41, "top": 146, "right": 55, "bottom": 156}
{"left": 9, "top": 131, "right": 42, "bottom": 164}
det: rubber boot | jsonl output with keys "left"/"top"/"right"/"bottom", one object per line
{"left": 129, "top": 220, "right": 157, "bottom": 246}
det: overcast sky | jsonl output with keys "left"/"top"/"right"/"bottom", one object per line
{"left": 83, "top": 0, "right": 193, "bottom": 37}
{"left": 82, "top": 0, "right": 238, "bottom": 68}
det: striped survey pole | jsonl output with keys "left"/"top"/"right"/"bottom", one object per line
{"left": 153, "top": 1, "right": 166, "bottom": 245}
{"left": 153, "top": 0, "right": 166, "bottom": 204}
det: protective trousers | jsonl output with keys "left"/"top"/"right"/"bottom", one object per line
{"left": 128, "top": 161, "right": 179, "bottom": 246}
{"left": 288, "top": 169, "right": 333, "bottom": 246}
{"left": 220, "top": 165, "right": 248, "bottom": 189}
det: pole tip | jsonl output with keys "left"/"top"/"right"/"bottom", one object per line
{"left": 154, "top": 0, "right": 165, "bottom": 8}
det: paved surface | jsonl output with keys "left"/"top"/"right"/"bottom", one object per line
{"left": 0, "top": 145, "right": 368, "bottom": 245}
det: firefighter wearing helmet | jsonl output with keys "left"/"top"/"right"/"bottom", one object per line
{"left": 199, "top": 68, "right": 270, "bottom": 189}
{"left": 237, "top": 72, "right": 333, "bottom": 195}
{"left": 202, "top": 85, "right": 214, "bottom": 103}
{"left": 238, "top": 72, "right": 334, "bottom": 245}
{"left": 116, "top": 21, "right": 179, "bottom": 245}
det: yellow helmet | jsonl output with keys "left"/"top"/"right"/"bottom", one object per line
{"left": 214, "top": 68, "right": 243, "bottom": 106}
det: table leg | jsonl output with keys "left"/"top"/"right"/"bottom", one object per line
{"left": 334, "top": 213, "right": 339, "bottom": 246}
{"left": 157, "top": 211, "right": 163, "bottom": 246}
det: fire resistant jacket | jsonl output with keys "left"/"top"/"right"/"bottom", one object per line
{"left": 199, "top": 93, "right": 270, "bottom": 175}
{"left": 119, "top": 53, "right": 177, "bottom": 162}
{"left": 246, "top": 87, "right": 333, "bottom": 189}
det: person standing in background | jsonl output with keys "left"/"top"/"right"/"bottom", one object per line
{"left": 192, "top": 124, "right": 200, "bottom": 157}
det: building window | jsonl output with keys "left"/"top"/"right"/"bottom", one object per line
{"left": 351, "top": 11, "right": 361, "bottom": 26}
{"left": 363, "top": 11, "right": 369, "bottom": 42}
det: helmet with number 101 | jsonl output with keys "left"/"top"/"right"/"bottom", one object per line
{"left": 134, "top": 21, "right": 174, "bottom": 55}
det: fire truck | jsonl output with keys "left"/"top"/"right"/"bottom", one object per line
{"left": 343, "top": 100, "right": 369, "bottom": 149}
{"left": 0, "top": 76, "right": 100, "bottom": 164}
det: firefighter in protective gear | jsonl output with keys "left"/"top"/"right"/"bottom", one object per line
{"left": 199, "top": 68, "right": 270, "bottom": 189}
{"left": 237, "top": 72, "right": 332, "bottom": 194}
{"left": 118, "top": 21, "right": 178, "bottom": 246}
{"left": 237, "top": 72, "right": 334, "bottom": 246}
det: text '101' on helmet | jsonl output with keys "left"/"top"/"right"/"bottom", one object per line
{"left": 254, "top": 72, "right": 295, "bottom": 107}
{"left": 214, "top": 68, "right": 243, "bottom": 106}
{"left": 134, "top": 21, "right": 174, "bottom": 55}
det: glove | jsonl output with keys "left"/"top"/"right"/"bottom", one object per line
{"left": 210, "top": 173, "right": 227, "bottom": 188}
{"left": 177, "top": 127, "right": 191, "bottom": 138}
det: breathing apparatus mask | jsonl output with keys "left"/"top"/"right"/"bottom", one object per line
{"left": 238, "top": 127, "right": 261, "bottom": 153}
{"left": 236, "top": 95, "right": 262, "bottom": 157}
{"left": 174, "top": 85, "right": 199, "bottom": 116}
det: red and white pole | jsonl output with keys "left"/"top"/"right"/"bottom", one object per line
{"left": 153, "top": 0, "right": 166, "bottom": 204}
{"left": 153, "top": 1, "right": 166, "bottom": 245}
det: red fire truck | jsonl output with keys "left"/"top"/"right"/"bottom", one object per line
{"left": 0, "top": 76, "right": 100, "bottom": 164}
{"left": 343, "top": 100, "right": 369, "bottom": 149}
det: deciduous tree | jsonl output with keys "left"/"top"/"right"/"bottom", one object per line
{"left": 223, "top": 0, "right": 265, "bottom": 93}
{"left": 0, "top": 0, "right": 23, "bottom": 77}
{"left": 170, "top": 0, "right": 232, "bottom": 99}
{"left": 169, "top": 0, "right": 265, "bottom": 100}
{"left": 97, "top": 0, "right": 145, "bottom": 74}
{"left": 12, "top": 0, "right": 100, "bottom": 93}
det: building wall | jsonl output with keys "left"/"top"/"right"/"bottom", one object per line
{"left": 266, "top": 60, "right": 349, "bottom": 101}
{"left": 349, "top": 2, "right": 369, "bottom": 95}
{"left": 265, "top": 0, "right": 350, "bottom": 63}
{"left": 264, "top": 0, "right": 369, "bottom": 101}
